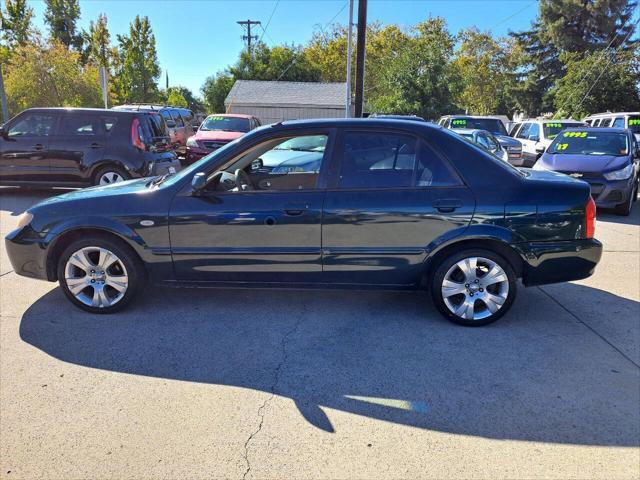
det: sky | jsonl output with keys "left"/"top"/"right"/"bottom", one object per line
{"left": 28, "top": 0, "right": 540, "bottom": 96}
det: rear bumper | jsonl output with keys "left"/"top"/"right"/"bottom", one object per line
{"left": 516, "top": 238, "right": 603, "bottom": 286}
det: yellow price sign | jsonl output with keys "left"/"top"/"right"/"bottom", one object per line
{"left": 563, "top": 131, "right": 587, "bottom": 138}
{"left": 556, "top": 143, "right": 569, "bottom": 150}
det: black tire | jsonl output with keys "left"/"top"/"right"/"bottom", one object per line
{"left": 93, "top": 165, "right": 130, "bottom": 186}
{"left": 430, "top": 248, "right": 517, "bottom": 327}
{"left": 57, "top": 235, "right": 145, "bottom": 314}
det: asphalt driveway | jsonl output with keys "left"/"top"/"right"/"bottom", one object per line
{"left": 1, "top": 188, "right": 638, "bottom": 479}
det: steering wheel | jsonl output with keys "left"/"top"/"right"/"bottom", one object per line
{"left": 234, "top": 168, "right": 254, "bottom": 191}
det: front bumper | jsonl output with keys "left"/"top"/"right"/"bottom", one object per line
{"left": 585, "top": 176, "right": 635, "bottom": 209}
{"left": 516, "top": 238, "right": 603, "bottom": 286}
{"left": 5, "top": 226, "right": 51, "bottom": 281}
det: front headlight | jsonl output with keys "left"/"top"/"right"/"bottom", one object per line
{"left": 603, "top": 163, "right": 634, "bottom": 181}
{"left": 16, "top": 212, "right": 33, "bottom": 229}
{"left": 186, "top": 137, "right": 199, "bottom": 148}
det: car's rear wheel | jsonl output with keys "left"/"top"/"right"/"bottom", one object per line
{"left": 94, "top": 165, "right": 129, "bottom": 186}
{"left": 431, "top": 249, "right": 517, "bottom": 327}
{"left": 57, "top": 236, "right": 144, "bottom": 313}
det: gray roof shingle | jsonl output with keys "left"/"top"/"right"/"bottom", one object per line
{"left": 224, "top": 80, "right": 346, "bottom": 108}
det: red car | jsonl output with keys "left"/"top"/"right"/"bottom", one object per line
{"left": 185, "top": 114, "right": 261, "bottom": 164}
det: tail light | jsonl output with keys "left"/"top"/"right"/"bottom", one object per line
{"left": 585, "top": 196, "right": 596, "bottom": 238}
{"left": 131, "top": 118, "right": 145, "bottom": 150}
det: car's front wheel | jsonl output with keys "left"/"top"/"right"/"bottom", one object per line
{"left": 57, "top": 236, "right": 145, "bottom": 313}
{"left": 431, "top": 249, "right": 517, "bottom": 326}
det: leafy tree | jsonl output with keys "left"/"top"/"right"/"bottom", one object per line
{"left": 4, "top": 38, "right": 101, "bottom": 113}
{"left": 540, "top": 0, "right": 638, "bottom": 52}
{"left": 452, "top": 28, "right": 513, "bottom": 115}
{"left": 1, "top": 0, "right": 35, "bottom": 48}
{"left": 552, "top": 48, "right": 640, "bottom": 117}
{"left": 229, "top": 42, "right": 321, "bottom": 82}
{"left": 201, "top": 73, "right": 235, "bottom": 113}
{"left": 166, "top": 88, "right": 188, "bottom": 108}
{"left": 43, "top": 0, "right": 83, "bottom": 50}
{"left": 113, "top": 15, "right": 160, "bottom": 103}
{"left": 367, "top": 18, "right": 458, "bottom": 119}
{"left": 84, "top": 13, "right": 111, "bottom": 67}
{"left": 165, "top": 86, "right": 204, "bottom": 111}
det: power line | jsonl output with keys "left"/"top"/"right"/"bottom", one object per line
{"left": 237, "top": 19, "right": 261, "bottom": 52}
{"left": 258, "top": 0, "right": 279, "bottom": 44}
{"left": 573, "top": 18, "right": 639, "bottom": 115}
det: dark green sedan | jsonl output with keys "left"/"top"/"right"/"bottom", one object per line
{"left": 5, "top": 119, "right": 602, "bottom": 326}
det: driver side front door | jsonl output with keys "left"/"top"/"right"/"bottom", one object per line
{"left": 168, "top": 130, "right": 334, "bottom": 284}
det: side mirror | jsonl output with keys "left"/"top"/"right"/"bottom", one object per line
{"left": 535, "top": 144, "right": 545, "bottom": 154}
{"left": 191, "top": 172, "right": 206, "bottom": 193}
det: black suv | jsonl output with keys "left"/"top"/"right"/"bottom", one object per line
{"left": 0, "top": 108, "right": 181, "bottom": 188}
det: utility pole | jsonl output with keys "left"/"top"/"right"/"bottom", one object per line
{"left": 345, "top": 0, "right": 354, "bottom": 118}
{"left": 0, "top": 64, "right": 8, "bottom": 123}
{"left": 237, "top": 19, "right": 261, "bottom": 52}
{"left": 354, "top": 0, "right": 367, "bottom": 117}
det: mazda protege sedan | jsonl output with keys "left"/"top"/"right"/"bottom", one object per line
{"left": 5, "top": 119, "right": 603, "bottom": 326}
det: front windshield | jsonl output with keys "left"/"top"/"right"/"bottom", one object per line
{"left": 548, "top": 131, "right": 629, "bottom": 156}
{"left": 543, "top": 122, "right": 581, "bottom": 140}
{"left": 200, "top": 116, "right": 250, "bottom": 132}
{"left": 450, "top": 118, "right": 507, "bottom": 136}
{"left": 628, "top": 116, "right": 640, "bottom": 134}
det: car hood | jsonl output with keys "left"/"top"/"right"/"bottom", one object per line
{"left": 537, "top": 153, "right": 628, "bottom": 173}
{"left": 194, "top": 130, "right": 245, "bottom": 141}
{"left": 34, "top": 178, "right": 152, "bottom": 208}
{"left": 495, "top": 135, "right": 521, "bottom": 148}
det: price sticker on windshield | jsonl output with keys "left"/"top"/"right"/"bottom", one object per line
{"left": 209, "top": 116, "right": 225, "bottom": 121}
{"left": 563, "top": 131, "right": 588, "bottom": 138}
{"left": 452, "top": 119, "right": 467, "bottom": 126}
{"left": 629, "top": 119, "right": 640, "bottom": 126}
{"left": 556, "top": 143, "right": 569, "bottom": 150}
{"left": 547, "top": 122, "right": 563, "bottom": 128}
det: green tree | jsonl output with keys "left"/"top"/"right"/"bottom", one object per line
{"left": 367, "top": 18, "right": 458, "bottom": 119}
{"left": 166, "top": 88, "right": 188, "bottom": 108}
{"left": 43, "top": 0, "right": 83, "bottom": 50}
{"left": 113, "top": 15, "right": 160, "bottom": 103}
{"left": 201, "top": 73, "right": 235, "bottom": 113}
{"left": 540, "top": 0, "right": 638, "bottom": 52}
{"left": 1, "top": 0, "right": 35, "bottom": 48}
{"left": 165, "top": 86, "right": 204, "bottom": 111}
{"left": 84, "top": 13, "right": 111, "bottom": 67}
{"left": 552, "top": 48, "right": 640, "bottom": 117}
{"left": 4, "top": 38, "right": 102, "bottom": 113}
{"left": 452, "top": 28, "right": 513, "bottom": 115}
{"left": 229, "top": 42, "right": 321, "bottom": 82}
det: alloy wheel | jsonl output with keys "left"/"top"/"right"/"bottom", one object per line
{"left": 99, "top": 171, "right": 124, "bottom": 185}
{"left": 64, "top": 246, "right": 129, "bottom": 308}
{"left": 441, "top": 256, "right": 509, "bottom": 321}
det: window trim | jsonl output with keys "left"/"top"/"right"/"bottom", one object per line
{"left": 7, "top": 111, "right": 60, "bottom": 138}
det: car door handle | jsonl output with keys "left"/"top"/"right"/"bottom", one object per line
{"left": 283, "top": 204, "right": 308, "bottom": 216}
{"left": 32, "top": 143, "right": 44, "bottom": 151}
{"left": 432, "top": 199, "right": 463, "bottom": 213}
{"left": 89, "top": 142, "right": 103, "bottom": 149}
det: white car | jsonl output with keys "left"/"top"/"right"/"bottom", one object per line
{"left": 584, "top": 112, "right": 640, "bottom": 141}
{"left": 509, "top": 119, "right": 585, "bottom": 165}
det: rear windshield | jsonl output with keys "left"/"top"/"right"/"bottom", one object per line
{"left": 543, "top": 122, "right": 582, "bottom": 139}
{"left": 144, "top": 114, "right": 168, "bottom": 138}
{"left": 628, "top": 115, "right": 640, "bottom": 134}
{"left": 200, "top": 116, "right": 250, "bottom": 133}
{"left": 548, "top": 131, "right": 629, "bottom": 156}
{"left": 449, "top": 118, "right": 507, "bottom": 136}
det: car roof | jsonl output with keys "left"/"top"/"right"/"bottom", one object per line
{"left": 519, "top": 118, "right": 583, "bottom": 123}
{"left": 206, "top": 113, "right": 255, "bottom": 119}
{"left": 440, "top": 115, "right": 500, "bottom": 120}
{"left": 453, "top": 128, "right": 486, "bottom": 134}
{"left": 267, "top": 117, "right": 443, "bottom": 130}
{"left": 25, "top": 107, "right": 138, "bottom": 116}
{"left": 584, "top": 112, "right": 639, "bottom": 118}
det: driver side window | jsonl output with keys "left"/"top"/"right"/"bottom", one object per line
{"left": 211, "top": 134, "right": 329, "bottom": 193}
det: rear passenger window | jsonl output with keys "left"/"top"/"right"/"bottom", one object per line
{"left": 101, "top": 116, "right": 117, "bottom": 133}
{"left": 60, "top": 115, "right": 98, "bottom": 136}
{"left": 338, "top": 132, "right": 460, "bottom": 189}
{"left": 612, "top": 117, "right": 624, "bottom": 128}
{"left": 171, "top": 111, "right": 184, "bottom": 127}
{"left": 516, "top": 123, "right": 531, "bottom": 139}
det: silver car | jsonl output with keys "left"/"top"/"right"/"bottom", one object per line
{"left": 453, "top": 128, "right": 509, "bottom": 162}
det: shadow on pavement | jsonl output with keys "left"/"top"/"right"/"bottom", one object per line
{"left": 19, "top": 282, "right": 639, "bottom": 447}
{"left": 597, "top": 202, "right": 640, "bottom": 226}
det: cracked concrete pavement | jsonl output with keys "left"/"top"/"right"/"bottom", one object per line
{"left": 1, "top": 188, "right": 639, "bottom": 479}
